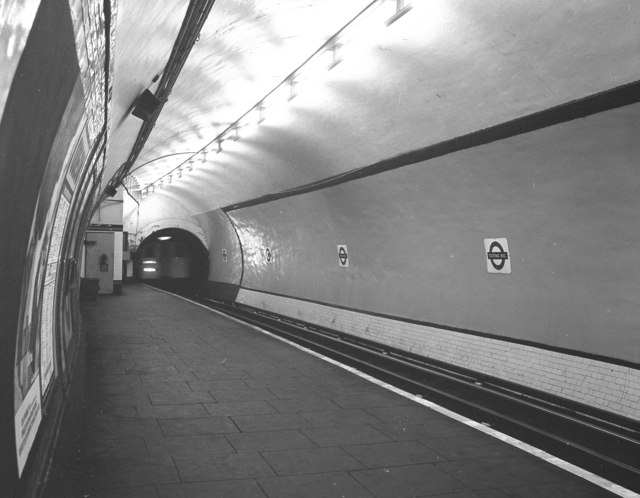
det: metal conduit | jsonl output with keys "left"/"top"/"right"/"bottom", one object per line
{"left": 102, "top": 0, "right": 217, "bottom": 201}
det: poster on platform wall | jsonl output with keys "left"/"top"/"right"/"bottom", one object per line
{"left": 14, "top": 189, "right": 52, "bottom": 477}
{"left": 13, "top": 91, "right": 87, "bottom": 478}
{"left": 14, "top": 380, "right": 42, "bottom": 476}
{"left": 12, "top": 0, "right": 111, "bottom": 477}
{"left": 40, "top": 195, "right": 71, "bottom": 391}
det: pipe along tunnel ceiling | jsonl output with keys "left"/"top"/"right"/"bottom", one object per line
{"left": 106, "top": 0, "right": 640, "bottom": 366}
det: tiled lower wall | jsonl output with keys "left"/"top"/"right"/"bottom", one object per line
{"left": 236, "top": 288, "right": 640, "bottom": 421}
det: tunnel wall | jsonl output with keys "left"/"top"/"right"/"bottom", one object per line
{"left": 136, "top": 229, "right": 210, "bottom": 297}
{"left": 195, "top": 209, "right": 243, "bottom": 302}
{"left": 216, "top": 101, "right": 640, "bottom": 421}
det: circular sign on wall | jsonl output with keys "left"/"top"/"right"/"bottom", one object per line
{"left": 337, "top": 244, "right": 349, "bottom": 267}
{"left": 265, "top": 247, "right": 274, "bottom": 264}
{"left": 484, "top": 238, "right": 511, "bottom": 274}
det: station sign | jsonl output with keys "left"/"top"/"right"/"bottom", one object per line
{"left": 265, "top": 247, "right": 274, "bottom": 264}
{"left": 484, "top": 238, "right": 511, "bottom": 274}
{"left": 337, "top": 244, "right": 349, "bottom": 267}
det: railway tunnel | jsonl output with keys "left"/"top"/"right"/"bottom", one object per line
{"left": 1, "top": 1, "right": 640, "bottom": 496}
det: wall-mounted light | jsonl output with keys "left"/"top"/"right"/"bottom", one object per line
{"left": 157, "top": 235, "right": 172, "bottom": 241}
{"left": 143, "top": 268, "right": 157, "bottom": 272}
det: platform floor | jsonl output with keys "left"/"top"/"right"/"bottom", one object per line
{"left": 77, "top": 284, "right": 614, "bottom": 497}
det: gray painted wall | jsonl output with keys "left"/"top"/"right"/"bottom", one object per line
{"left": 204, "top": 102, "right": 640, "bottom": 364}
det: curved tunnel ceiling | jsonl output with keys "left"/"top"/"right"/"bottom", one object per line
{"left": 108, "top": 0, "right": 640, "bottom": 222}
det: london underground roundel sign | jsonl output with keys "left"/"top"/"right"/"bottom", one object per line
{"left": 337, "top": 245, "right": 349, "bottom": 267}
{"left": 484, "top": 238, "right": 511, "bottom": 274}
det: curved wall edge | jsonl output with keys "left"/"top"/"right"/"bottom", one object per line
{"left": 138, "top": 217, "right": 207, "bottom": 249}
{"left": 195, "top": 209, "right": 243, "bottom": 300}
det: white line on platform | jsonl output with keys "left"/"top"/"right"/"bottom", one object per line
{"left": 150, "top": 286, "right": 639, "bottom": 498}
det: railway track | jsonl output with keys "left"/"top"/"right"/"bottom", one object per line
{"left": 162, "top": 287, "right": 640, "bottom": 493}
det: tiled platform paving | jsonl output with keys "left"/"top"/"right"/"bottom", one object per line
{"left": 77, "top": 284, "right": 614, "bottom": 497}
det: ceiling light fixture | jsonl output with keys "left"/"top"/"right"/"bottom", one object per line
{"left": 328, "top": 42, "right": 342, "bottom": 70}
{"left": 257, "top": 103, "right": 266, "bottom": 123}
{"left": 385, "top": 0, "right": 412, "bottom": 26}
{"left": 140, "top": 0, "right": 413, "bottom": 195}
{"left": 288, "top": 79, "right": 297, "bottom": 101}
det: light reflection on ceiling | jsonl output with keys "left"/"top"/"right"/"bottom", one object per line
{"left": 109, "top": 0, "right": 640, "bottom": 221}
{"left": 130, "top": 0, "right": 389, "bottom": 193}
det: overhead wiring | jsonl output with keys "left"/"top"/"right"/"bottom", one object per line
{"left": 102, "top": 0, "right": 217, "bottom": 201}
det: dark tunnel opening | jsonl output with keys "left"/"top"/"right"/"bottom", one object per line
{"left": 134, "top": 228, "right": 209, "bottom": 296}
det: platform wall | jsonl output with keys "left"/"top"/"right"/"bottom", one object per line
{"left": 0, "top": 0, "right": 113, "bottom": 494}
{"left": 202, "top": 100, "right": 640, "bottom": 420}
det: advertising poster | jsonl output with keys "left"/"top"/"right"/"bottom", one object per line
{"left": 14, "top": 95, "right": 83, "bottom": 478}
{"left": 14, "top": 380, "right": 42, "bottom": 476}
{"left": 14, "top": 196, "right": 50, "bottom": 477}
{"left": 40, "top": 195, "right": 71, "bottom": 392}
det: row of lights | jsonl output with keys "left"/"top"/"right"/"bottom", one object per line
{"left": 139, "top": 0, "right": 412, "bottom": 198}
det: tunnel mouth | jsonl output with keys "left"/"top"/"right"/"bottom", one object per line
{"left": 135, "top": 228, "right": 209, "bottom": 296}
